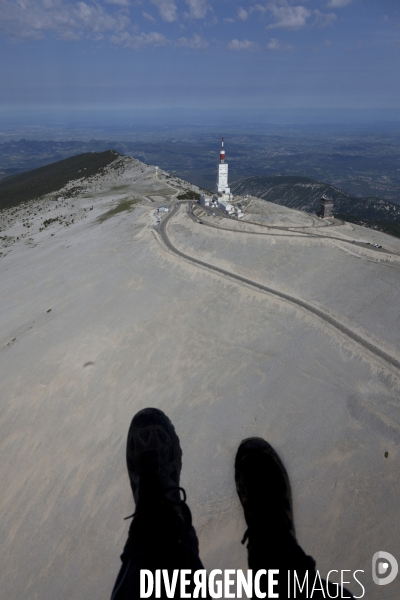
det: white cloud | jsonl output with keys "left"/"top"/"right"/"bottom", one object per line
{"left": 105, "top": 0, "right": 130, "bottom": 6}
{"left": 251, "top": 4, "right": 267, "bottom": 14}
{"left": 266, "top": 5, "right": 311, "bottom": 30}
{"left": 267, "top": 37, "right": 280, "bottom": 50}
{"left": 0, "top": 0, "right": 130, "bottom": 42}
{"left": 223, "top": 17, "right": 235, "bottom": 23}
{"left": 227, "top": 38, "right": 259, "bottom": 51}
{"left": 151, "top": 0, "right": 177, "bottom": 23}
{"left": 111, "top": 30, "right": 169, "bottom": 48}
{"left": 312, "top": 9, "right": 337, "bottom": 28}
{"left": 237, "top": 7, "right": 248, "bottom": 22}
{"left": 266, "top": 37, "right": 292, "bottom": 50}
{"left": 177, "top": 33, "right": 208, "bottom": 49}
{"left": 184, "top": 0, "right": 210, "bottom": 19}
{"left": 326, "top": 0, "right": 353, "bottom": 7}
{"left": 142, "top": 11, "right": 155, "bottom": 21}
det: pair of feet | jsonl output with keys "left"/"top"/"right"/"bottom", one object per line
{"left": 126, "top": 407, "right": 296, "bottom": 545}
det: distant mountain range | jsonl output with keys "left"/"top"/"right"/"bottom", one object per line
{"left": 231, "top": 175, "right": 400, "bottom": 236}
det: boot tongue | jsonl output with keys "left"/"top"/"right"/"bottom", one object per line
{"left": 137, "top": 450, "right": 163, "bottom": 507}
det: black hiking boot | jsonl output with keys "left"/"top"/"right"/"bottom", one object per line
{"left": 111, "top": 408, "right": 203, "bottom": 600}
{"left": 234, "top": 437, "right": 354, "bottom": 599}
{"left": 122, "top": 407, "right": 200, "bottom": 565}
{"left": 235, "top": 436, "right": 296, "bottom": 545}
{"left": 126, "top": 407, "right": 183, "bottom": 511}
{"left": 235, "top": 437, "right": 322, "bottom": 598}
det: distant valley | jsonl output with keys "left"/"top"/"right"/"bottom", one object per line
{"left": 1, "top": 126, "right": 400, "bottom": 207}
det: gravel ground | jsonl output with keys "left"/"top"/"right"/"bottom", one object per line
{"left": 1, "top": 165, "right": 399, "bottom": 600}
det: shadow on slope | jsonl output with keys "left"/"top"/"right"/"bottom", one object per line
{"left": 0, "top": 150, "right": 120, "bottom": 210}
{"left": 97, "top": 198, "right": 140, "bottom": 223}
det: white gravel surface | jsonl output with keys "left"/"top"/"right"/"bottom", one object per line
{"left": 1, "top": 160, "right": 399, "bottom": 600}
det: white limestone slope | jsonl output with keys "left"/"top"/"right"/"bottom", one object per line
{"left": 1, "top": 158, "right": 399, "bottom": 600}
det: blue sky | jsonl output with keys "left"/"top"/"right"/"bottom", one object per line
{"left": 1, "top": 0, "right": 400, "bottom": 109}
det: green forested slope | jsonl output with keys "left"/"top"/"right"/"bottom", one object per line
{"left": 0, "top": 150, "right": 120, "bottom": 210}
{"left": 231, "top": 175, "right": 400, "bottom": 224}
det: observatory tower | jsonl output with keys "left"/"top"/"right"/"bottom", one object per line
{"left": 217, "top": 137, "right": 229, "bottom": 194}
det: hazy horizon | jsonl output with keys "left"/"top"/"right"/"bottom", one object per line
{"left": 1, "top": 1, "right": 400, "bottom": 111}
{"left": 1, "top": 107, "right": 400, "bottom": 144}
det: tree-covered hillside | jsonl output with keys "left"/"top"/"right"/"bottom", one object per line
{"left": 0, "top": 150, "right": 120, "bottom": 210}
{"left": 231, "top": 175, "right": 400, "bottom": 225}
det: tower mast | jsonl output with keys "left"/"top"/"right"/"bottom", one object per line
{"left": 217, "top": 137, "right": 229, "bottom": 193}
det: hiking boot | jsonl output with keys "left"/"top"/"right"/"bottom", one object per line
{"left": 112, "top": 408, "right": 203, "bottom": 600}
{"left": 235, "top": 437, "right": 296, "bottom": 545}
{"left": 234, "top": 438, "right": 353, "bottom": 599}
{"left": 124, "top": 407, "right": 200, "bottom": 565}
{"left": 126, "top": 407, "right": 183, "bottom": 511}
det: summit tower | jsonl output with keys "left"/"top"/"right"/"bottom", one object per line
{"left": 217, "top": 137, "right": 229, "bottom": 194}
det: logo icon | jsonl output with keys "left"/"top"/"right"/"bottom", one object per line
{"left": 372, "top": 551, "right": 398, "bottom": 586}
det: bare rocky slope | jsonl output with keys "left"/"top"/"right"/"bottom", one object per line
{"left": 1, "top": 155, "right": 399, "bottom": 600}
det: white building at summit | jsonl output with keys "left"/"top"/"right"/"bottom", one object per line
{"left": 217, "top": 137, "right": 229, "bottom": 194}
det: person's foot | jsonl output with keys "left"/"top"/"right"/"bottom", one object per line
{"left": 126, "top": 407, "right": 183, "bottom": 511}
{"left": 235, "top": 437, "right": 296, "bottom": 544}
{"left": 111, "top": 409, "right": 203, "bottom": 599}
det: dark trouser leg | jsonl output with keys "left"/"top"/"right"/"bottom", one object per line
{"left": 246, "top": 531, "right": 317, "bottom": 598}
{"left": 246, "top": 532, "right": 354, "bottom": 599}
{"left": 111, "top": 502, "right": 204, "bottom": 600}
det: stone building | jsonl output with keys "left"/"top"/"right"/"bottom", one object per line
{"left": 319, "top": 196, "right": 334, "bottom": 218}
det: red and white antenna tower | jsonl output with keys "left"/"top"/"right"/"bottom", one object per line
{"left": 217, "top": 136, "right": 229, "bottom": 193}
{"left": 220, "top": 137, "right": 225, "bottom": 163}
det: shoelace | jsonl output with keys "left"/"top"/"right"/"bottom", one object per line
{"left": 241, "top": 529, "right": 249, "bottom": 545}
{"left": 124, "top": 486, "right": 187, "bottom": 520}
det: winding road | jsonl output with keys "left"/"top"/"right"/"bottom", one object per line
{"left": 159, "top": 201, "right": 400, "bottom": 372}
{"left": 190, "top": 204, "right": 397, "bottom": 256}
